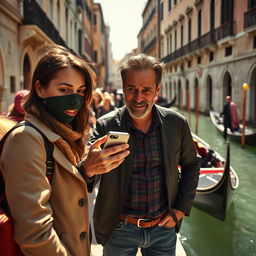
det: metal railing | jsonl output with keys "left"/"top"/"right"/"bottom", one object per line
{"left": 143, "top": 37, "right": 157, "bottom": 53}
{"left": 162, "top": 21, "right": 234, "bottom": 63}
{"left": 244, "top": 7, "right": 256, "bottom": 29}
{"left": 23, "top": 0, "right": 67, "bottom": 48}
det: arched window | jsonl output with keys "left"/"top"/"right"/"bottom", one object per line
{"left": 65, "top": 8, "right": 69, "bottom": 42}
{"left": 181, "top": 25, "right": 184, "bottom": 47}
{"left": 198, "top": 9, "right": 202, "bottom": 37}
{"left": 57, "top": 0, "right": 61, "bottom": 31}
{"left": 206, "top": 75, "right": 213, "bottom": 112}
{"left": 188, "top": 19, "right": 192, "bottom": 43}
{"left": 223, "top": 71, "right": 232, "bottom": 102}
{"left": 23, "top": 54, "right": 31, "bottom": 90}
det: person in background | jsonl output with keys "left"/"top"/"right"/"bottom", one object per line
{"left": 87, "top": 54, "right": 200, "bottom": 256}
{"left": 0, "top": 44, "right": 129, "bottom": 255}
{"left": 229, "top": 98, "right": 240, "bottom": 132}
{"left": 7, "top": 90, "right": 30, "bottom": 122}
{"left": 220, "top": 95, "right": 232, "bottom": 139}
{"left": 97, "top": 91, "right": 116, "bottom": 118}
{"left": 92, "top": 88, "right": 104, "bottom": 118}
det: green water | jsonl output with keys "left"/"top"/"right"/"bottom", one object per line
{"left": 177, "top": 110, "right": 256, "bottom": 256}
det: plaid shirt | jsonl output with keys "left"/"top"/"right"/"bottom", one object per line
{"left": 122, "top": 107, "right": 168, "bottom": 218}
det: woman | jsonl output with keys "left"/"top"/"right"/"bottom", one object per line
{"left": 0, "top": 44, "right": 129, "bottom": 255}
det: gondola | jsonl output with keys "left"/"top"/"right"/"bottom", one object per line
{"left": 192, "top": 133, "right": 239, "bottom": 221}
{"left": 209, "top": 110, "right": 256, "bottom": 146}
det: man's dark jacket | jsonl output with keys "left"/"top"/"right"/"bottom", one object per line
{"left": 89, "top": 105, "right": 200, "bottom": 245}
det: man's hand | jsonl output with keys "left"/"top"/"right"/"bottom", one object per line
{"left": 83, "top": 136, "right": 130, "bottom": 178}
{"left": 158, "top": 209, "right": 185, "bottom": 228}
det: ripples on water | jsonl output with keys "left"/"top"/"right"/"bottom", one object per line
{"left": 176, "top": 110, "right": 256, "bottom": 256}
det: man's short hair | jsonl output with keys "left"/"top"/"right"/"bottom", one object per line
{"left": 119, "top": 54, "right": 164, "bottom": 87}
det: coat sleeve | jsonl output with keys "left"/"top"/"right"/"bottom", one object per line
{"left": 1, "top": 127, "right": 71, "bottom": 256}
{"left": 174, "top": 119, "right": 201, "bottom": 215}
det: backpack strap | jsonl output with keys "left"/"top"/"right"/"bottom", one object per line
{"left": 22, "top": 121, "right": 54, "bottom": 183}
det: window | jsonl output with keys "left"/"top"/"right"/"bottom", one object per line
{"left": 160, "top": 2, "right": 164, "bottom": 21}
{"left": 50, "top": 0, "right": 54, "bottom": 21}
{"left": 209, "top": 51, "right": 214, "bottom": 62}
{"left": 248, "top": 0, "right": 256, "bottom": 9}
{"left": 225, "top": 46, "right": 232, "bottom": 56}
{"left": 188, "top": 60, "right": 191, "bottom": 68}
{"left": 170, "top": 34, "right": 172, "bottom": 53}
{"left": 198, "top": 9, "right": 202, "bottom": 37}
{"left": 253, "top": 36, "right": 256, "bottom": 49}
{"left": 174, "top": 30, "right": 177, "bottom": 50}
{"left": 94, "top": 14, "right": 97, "bottom": 25}
{"left": 181, "top": 25, "right": 184, "bottom": 47}
{"left": 174, "top": 0, "right": 177, "bottom": 5}
{"left": 221, "top": 0, "right": 234, "bottom": 24}
{"left": 188, "top": 19, "right": 192, "bottom": 43}
{"left": 167, "top": 36, "right": 170, "bottom": 54}
{"left": 210, "top": 0, "right": 215, "bottom": 31}
{"left": 94, "top": 50, "right": 98, "bottom": 62}
{"left": 169, "top": 0, "right": 172, "bottom": 11}
{"left": 57, "top": 0, "right": 61, "bottom": 31}
{"left": 65, "top": 8, "right": 68, "bottom": 41}
{"left": 10, "top": 76, "right": 15, "bottom": 93}
{"left": 197, "top": 56, "right": 201, "bottom": 64}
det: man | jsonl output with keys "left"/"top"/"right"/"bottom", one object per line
{"left": 85, "top": 54, "right": 200, "bottom": 256}
{"left": 220, "top": 96, "right": 232, "bottom": 139}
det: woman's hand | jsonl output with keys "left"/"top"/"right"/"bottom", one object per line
{"left": 83, "top": 136, "right": 130, "bottom": 178}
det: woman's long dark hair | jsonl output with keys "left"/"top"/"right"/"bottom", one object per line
{"left": 24, "top": 44, "right": 95, "bottom": 156}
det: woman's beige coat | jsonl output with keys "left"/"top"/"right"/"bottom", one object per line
{"left": 0, "top": 115, "right": 90, "bottom": 255}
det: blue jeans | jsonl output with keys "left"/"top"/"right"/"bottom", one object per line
{"left": 103, "top": 222, "right": 177, "bottom": 256}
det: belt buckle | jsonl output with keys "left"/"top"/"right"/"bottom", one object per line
{"left": 137, "top": 218, "right": 150, "bottom": 227}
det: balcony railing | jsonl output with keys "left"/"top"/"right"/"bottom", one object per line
{"left": 139, "top": 7, "right": 156, "bottom": 35}
{"left": 244, "top": 7, "right": 256, "bottom": 29}
{"left": 162, "top": 30, "right": 216, "bottom": 63}
{"left": 143, "top": 37, "right": 157, "bottom": 53}
{"left": 162, "top": 21, "right": 234, "bottom": 63}
{"left": 23, "top": 0, "right": 67, "bottom": 48}
{"left": 215, "top": 20, "right": 234, "bottom": 41}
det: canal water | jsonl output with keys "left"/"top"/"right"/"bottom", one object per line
{"left": 176, "top": 109, "right": 256, "bottom": 256}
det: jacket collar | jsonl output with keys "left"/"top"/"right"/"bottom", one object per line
{"left": 25, "top": 115, "right": 84, "bottom": 181}
{"left": 25, "top": 114, "right": 61, "bottom": 143}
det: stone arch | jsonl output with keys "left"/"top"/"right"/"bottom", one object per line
{"left": 194, "top": 77, "right": 199, "bottom": 110}
{"left": 248, "top": 64, "right": 256, "bottom": 123}
{"left": 206, "top": 75, "right": 213, "bottom": 112}
{"left": 178, "top": 79, "right": 182, "bottom": 107}
{"left": 23, "top": 53, "right": 32, "bottom": 90}
{"left": 223, "top": 71, "right": 232, "bottom": 102}
{"left": 185, "top": 78, "right": 190, "bottom": 109}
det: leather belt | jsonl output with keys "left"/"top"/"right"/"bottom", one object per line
{"left": 119, "top": 213, "right": 165, "bottom": 228}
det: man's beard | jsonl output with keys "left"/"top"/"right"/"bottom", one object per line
{"left": 125, "top": 100, "right": 152, "bottom": 120}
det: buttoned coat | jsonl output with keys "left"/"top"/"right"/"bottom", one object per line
{"left": 0, "top": 115, "right": 90, "bottom": 255}
{"left": 90, "top": 105, "right": 200, "bottom": 245}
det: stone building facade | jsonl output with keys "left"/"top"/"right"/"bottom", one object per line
{"left": 159, "top": 0, "right": 256, "bottom": 123}
{"left": 138, "top": 0, "right": 256, "bottom": 122}
{"left": 0, "top": 0, "right": 110, "bottom": 112}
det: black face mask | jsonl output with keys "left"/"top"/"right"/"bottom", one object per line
{"left": 43, "top": 94, "right": 84, "bottom": 124}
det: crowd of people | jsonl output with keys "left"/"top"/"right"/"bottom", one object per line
{"left": 0, "top": 44, "right": 200, "bottom": 256}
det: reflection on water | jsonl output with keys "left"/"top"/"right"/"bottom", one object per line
{"left": 176, "top": 109, "right": 256, "bottom": 256}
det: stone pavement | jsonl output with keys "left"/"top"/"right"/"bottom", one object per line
{"left": 89, "top": 187, "right": 186, "bottom": 256}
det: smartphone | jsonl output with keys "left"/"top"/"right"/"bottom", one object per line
{"left": 103, "top": 131, "right": 130, "bottom": 149}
